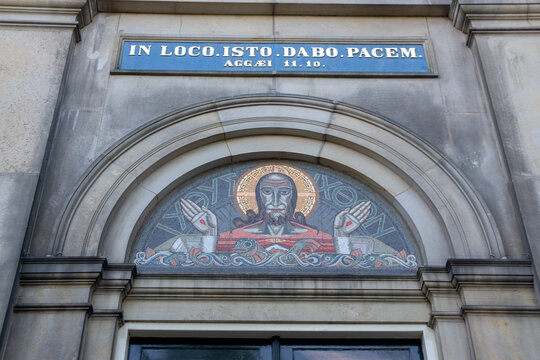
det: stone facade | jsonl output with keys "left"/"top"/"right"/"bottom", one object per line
{"left": 0, "top": 1, "right": 539, "bottom": 359}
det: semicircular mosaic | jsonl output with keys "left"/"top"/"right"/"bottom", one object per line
{"left": 134, "top": 161, "right": 418, "bottom": 272}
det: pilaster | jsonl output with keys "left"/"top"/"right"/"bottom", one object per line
{"left": 4, "top": 258, "right": 135, "bottom": 360}
{"left": 0, "top": 0, "right": 94, "bottom": 344}
{"left": 420, "top": 260, "right": 540, "bottom": 360}
{"left": 449, "top": 1, "right": 540, "bottom": 298}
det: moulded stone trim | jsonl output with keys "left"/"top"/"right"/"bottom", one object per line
{"left": 98, "top": 0, "right": 450, "bottom": 17}
{"left": 53, "top": 94, "right": 503, "bottom": 266}
{"left": 394, "top": 188, "right": 450, "bottom": 264}
{"left": 114, "top": 323, "right": 441, "bottom": 360}
{"left": 450, "top": 0, "right": 540, "bottom": 34}
{"left": 0, "top": 0, "right": 96, "bottom": 34}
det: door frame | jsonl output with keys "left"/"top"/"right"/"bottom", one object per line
{"left": 114, "top": 322, "right": 439, "bottom": 360}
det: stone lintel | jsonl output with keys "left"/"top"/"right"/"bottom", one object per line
{"left": 16, "top": 258, "right": 537, "bottom": 325}
{"left": 130, "top": 273, "right": 424, "bottom": 300}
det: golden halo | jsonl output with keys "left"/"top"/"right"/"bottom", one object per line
{"left": 234, "top": 163, "right": 319, "bottom": 219}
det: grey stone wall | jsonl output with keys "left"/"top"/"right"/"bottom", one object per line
{"left": 0, "top": 26, "right": 74, "bottom": 338}
{"left": 30, "top": 13, "right": 525, "bottom": 262}
{"left": 1, "top": 1, "right": 539, "bottom": 360}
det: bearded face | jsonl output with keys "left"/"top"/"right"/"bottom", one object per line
{"left": 258, "top": 173, "right": 295, "bottom": 225}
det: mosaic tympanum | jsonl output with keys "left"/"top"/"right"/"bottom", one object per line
{"left": 135, "top": 162, "right": 417, "bottom": 272}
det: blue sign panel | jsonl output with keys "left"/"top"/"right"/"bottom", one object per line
{"left": 118, "top": 40, "right": 430, "bottom": 75}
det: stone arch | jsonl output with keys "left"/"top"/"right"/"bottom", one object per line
{"left": 53, "top": 94, "right": 504, "bottom": 265}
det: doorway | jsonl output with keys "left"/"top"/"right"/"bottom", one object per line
{"left": 128, "top": 338, "right": 424, "bottom": 360}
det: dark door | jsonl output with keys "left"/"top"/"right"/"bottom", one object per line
{"left": 128, "top": 338, "right": 424, "bottom": 360}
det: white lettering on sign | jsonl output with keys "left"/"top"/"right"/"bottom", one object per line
{"left": 386, "top": 48, "right": 399, "bottom": 58}
{"left": 128, "top": 44, "right": 151, "bottom": 56}
{"left": 223, "top": 59, "right": 273, "bottom": 67}
{"left": 371, "top": 48, "right": 384, "bottom": 58}
{"left": 401, "top": 47, "right": 418, "bottom": 58}
{"left": 174, "top": 46, "right": 186, "bottom": 56}
{"left": 359, "top": 48, "right": 371, "bottom": 58}
{"left": 122, "top": 42, "right": 428, "bottom": 73}
{"left": 160, "top": 45, "right": 172, "bottom": 56}
{"left": 345, "top": 47, "right": 419, "bottom": 59}
{"left": 202, "top": 46, "right": 214, "bottom": 57}
{"left": 128, "top": 44, "right": 421, "bottom": 60}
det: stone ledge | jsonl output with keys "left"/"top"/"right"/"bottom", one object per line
{"left": 13, "top": 302, "right": 92, "bottom": 312}
{"left": 0, "top": 0, "right": 95, "bottom": 35}
{"left": 97, "top": 0, "right": 450, "bottom": 16}
{"left": 450, "top": 0, "right": 540, "bottom": 33}
{"left": 447, "top": 259, "right": 534, "bottom": 288}
{"left": 20, "top": 257, "right": 136, "bottom": 292}
{"left": 428, "top": 310, "right": 463, "bottom": 327}
{"left": 130, "top": 273, "right": 424, "bottom": 300}
{"left": 20, "top": 256, "right": 107, "bottom": 282}
{"left": 420, "top": 260, "right": 534, "bottom": 290}
{"left": 461, "top": 305, "right": 540, "bottom": 315}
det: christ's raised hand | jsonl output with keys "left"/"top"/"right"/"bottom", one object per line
{"left": 333, "top": 201, "right": 372, "bottom": 237}
{"left": 180, "top": 198, "right": 217, "bottom": 236}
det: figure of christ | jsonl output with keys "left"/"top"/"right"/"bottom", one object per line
{"left": 172, "top": 172, "right": 373, "bottom": 255}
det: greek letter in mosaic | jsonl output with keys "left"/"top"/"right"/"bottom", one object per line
{"left": 134, "top": 162, "right": 418, "bottom": 271}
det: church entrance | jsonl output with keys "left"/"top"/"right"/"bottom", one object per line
{"left": 128, "top": 338, "right": 424, "bottom": 360}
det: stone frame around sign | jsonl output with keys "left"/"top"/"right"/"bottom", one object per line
{"left": 111, "top": 36, "right": 439, "bottom": 77}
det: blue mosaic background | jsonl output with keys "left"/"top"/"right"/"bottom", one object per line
{"left": 134, "top": 161, "right": 418, "bottom": 271}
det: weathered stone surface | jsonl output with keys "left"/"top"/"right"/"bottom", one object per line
{"left": 81, "top": 317, "right": 119, "bottom": 360}
{"left": 0, "top": 173, "right": 38, "bottom": 333}
{"left": 433, "top": 320, "right": 473, "bottom": 360}
{"left": 2, "top": 4, "right": 539, "bottom": 360}
{"left": 5, "top": 310, "right": 87, "bottom": 360}
{"left": 0, "top": 29, "right": 72, "bottom": 173}
{"left": 472, "top": 33, "right": 540, "bottom": 286}
{"left": 122, "top": 298, "right": 431, "bottom": 323}
{"left": 0, "top": 25, "right": 73, "bottom": 336}
{"left": 426, "top": 17, "right": 486, "bottom": 113}
{"left": 274, "top": 16, "right": 429, "bottom": 37}
{"left": 467, "top": 314, "right": 540, "bottom": 360}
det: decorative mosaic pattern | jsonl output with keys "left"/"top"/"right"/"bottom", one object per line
{"left": 134, "top": 161, "right": 418, "bottom": 272}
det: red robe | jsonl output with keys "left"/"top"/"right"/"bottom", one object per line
{"left": 216, "top": 221, "right": 335, "bottom": 253}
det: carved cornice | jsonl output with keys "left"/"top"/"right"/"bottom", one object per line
{"left": 97, "top": 0, "right": 450, "bottom": 17}
{"left": 419, "top": 259, "right": 536, "bottom": 327}
{"left": 15, "top": 257, "right": 538, "bottom": 329}
{"left": 18, "top": 257, "right": 135, "bottom": 320}
{"left": 130, "top": 273, "right": 424, "bottom": 300}
{"left": 446, "top": 258, "right": 534, "bottom": 289}
{"left": 450, "top": 0, "right": 540, "bottom": 34}
{"left": 20, "top": 256, "right": 107, "bottom": 283}
{"left": 7, "top": 1, "right": 540, "bottom": 36}
{"left": 419, "top": 259, "right": 535, "bottom": 293}
{"left": 13, "top": 303, "right": 93, "bottom": 312}
{"left": 0, "top": 0, "right": 95, "bottom": 37}
{"left": 0, "top": 0, "right": 450, "bottom": 31}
